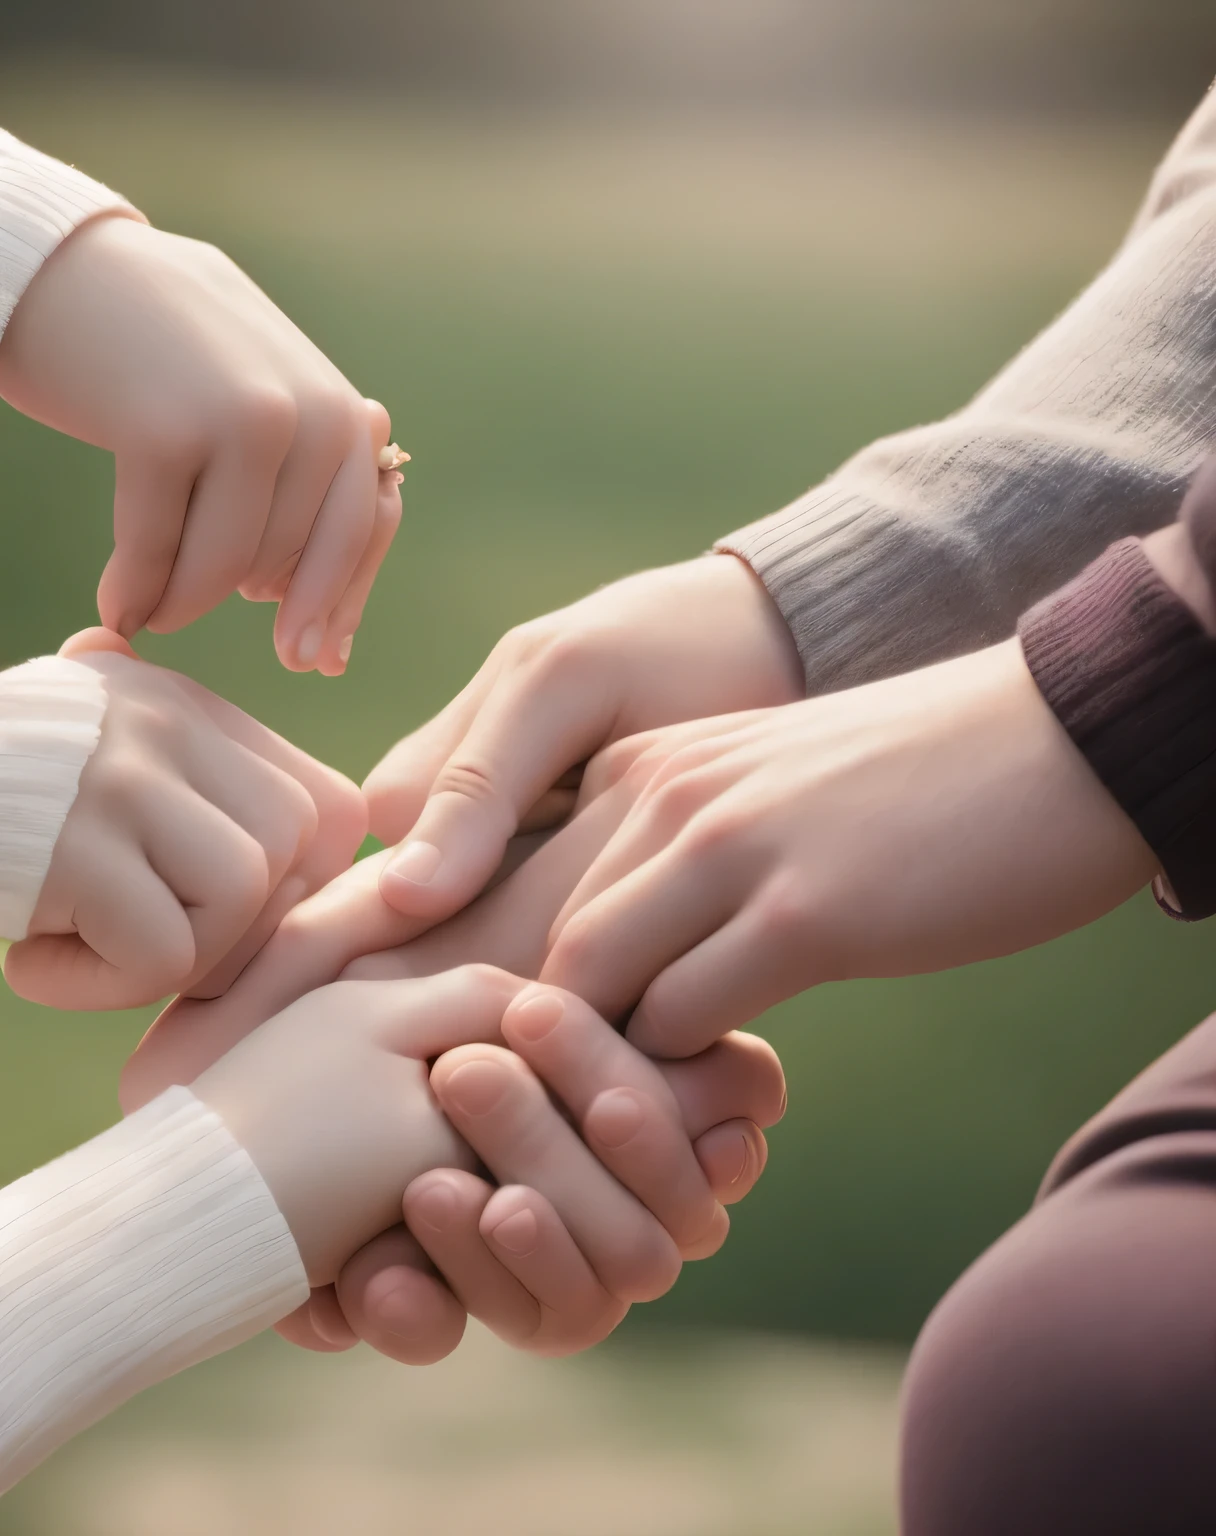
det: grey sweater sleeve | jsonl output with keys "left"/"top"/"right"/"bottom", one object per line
{"left": 717, "top": 82, "right": 1216, "bottom": 695}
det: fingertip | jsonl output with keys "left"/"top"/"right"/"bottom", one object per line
{"left": 58, "top": 625, "right": 140, "bottom": 662}
{"left": 340, "top": 1263, "right": 466, "bottom": 1366}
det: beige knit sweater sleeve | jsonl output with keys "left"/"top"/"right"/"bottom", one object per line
{"left": 718, "top": 81, "right": 1216, "bottom": 695}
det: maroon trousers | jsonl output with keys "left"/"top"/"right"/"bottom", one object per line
{"left": 901, "top": 1011, "right": 1216, "bottom": 1535}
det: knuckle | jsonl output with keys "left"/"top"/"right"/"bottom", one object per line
{"left": 755, "top": 872, "right": 814, "bottom": 943}
{"left": 462, "top": 961, "right": 518, "bottom": 994}
{"left": 679, "top": 803, "right": 745, "bottom": 860}
{"left": 548, "top": 909, "right": 596, "bottom": 973}
{"left": 142, "top": 415, "right": 208, "bottom": 466}
{"left": 232, "top": 386, "right": 298, "bottom": 454}
{"left": 583, "top": 736, "right": 645, "bottom": 799}
{"left": 431, "top": 758, "right": 504, "bottom": 809}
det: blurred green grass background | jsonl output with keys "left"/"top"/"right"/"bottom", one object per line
{"left": 0, "top": 58, "right": 1214, "bottom": 1533}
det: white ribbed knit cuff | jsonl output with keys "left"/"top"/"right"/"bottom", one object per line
{"left": 0, "top": 1085, "right": 309, "bottom": 1493}
{"left": 0, "top": 128, "right": 143, "bottom": 335}
{"left": 0, "top": 655, "right": 109, "bottom": 941}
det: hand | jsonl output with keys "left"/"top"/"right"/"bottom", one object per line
{"left": 121, "top": 820, "right": 783, "bottom": 1363}
{"left": 537, "top": 638, "right": 1158, "bottom": 1058}
{"left": 364, "top": 553, "right": 803, "bottom": 921}
{"left": 361, "top": 986, "right": 783, "bottom": 1360}
{"left": 191, "top": 967, "right": 525, "bottom": 1286}
{"left": 4, "top": 628, "right": 367, "bottom": 1011}
{"left": 0, "top": 215, "right": 403, "bottom": 673}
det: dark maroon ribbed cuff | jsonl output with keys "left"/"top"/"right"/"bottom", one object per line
{"left": 1018, "top": 538, "right": 1216, "bottom": 921}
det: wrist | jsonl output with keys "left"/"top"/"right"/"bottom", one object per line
{"left": 706, "top": 552, "right": 805, "bottom": 705}
{"left": 1142, "top": 521, "right": 1216, "bottom": 634}
{"left": 0, "top": 126, "right": 144, "bottom": 340}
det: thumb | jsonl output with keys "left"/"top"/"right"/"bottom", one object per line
{"left": 376, "top": 669, "right": 616, "bottom": 925}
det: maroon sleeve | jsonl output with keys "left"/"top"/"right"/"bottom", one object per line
{"left": 1018, "top": 523, "right": 1216, "bottom": 921}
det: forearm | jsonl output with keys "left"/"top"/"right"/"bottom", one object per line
{"left": 1019, "top": 456, "right": 1216, "bottom": 920}
{"left": 719, "top": 83, "right": 1216, "bottom": 694}
{"left": 0, "top": 129, "right": 142, "bottom": 339}
{"left": 0, "top": 1086, "right": 306, "bottom": 1493}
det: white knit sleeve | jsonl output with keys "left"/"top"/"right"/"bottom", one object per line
{"left": 0, "top": 1085, "right": 309, "bottom": 1494}
{"left": 0, "top": 128, "right": 143, "bottom": 337}
{"left": 0, "top": 655, "right": 109, "bottom": 941}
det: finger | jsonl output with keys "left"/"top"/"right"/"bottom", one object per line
{"left": 501, "top": 987, "right": 723, "bottom": 1254}
{"left": 656, "top": 1032, "right": 788, "bottom": 1134}
{"left": 628, "top": 894, "right": 811, "bottom": 1058}
{"left": 98, "top": 448, "right": 199, "bottom": 637}
{"left": 137, "top": 779, "right": 276, "bottom": 984}
{"left": 316, "top": 466, "right": 403, "bottom": 674}
{"left": 694, "top": 1119, "right": 770, "bottom": 1207}
{"left": 175, "top": 740, "right": 319, "bottom": 997}
{"left": 7, "top": 840, "right": 194, "bottom": 1010}
{"left": 431, "top": 1044, "right": 681, "bottom": 1303}
{"left": 376, "top": 651, "right": 623, "bottom": 926}
{"left": 273, "top": 1294, "right": 358, "bottom": 1354}
{"left": 57, "top": 626, "right": 139, "bottom": 662}
{"left": 404, "top": 1171, "right": 625, "bottom": 1356}
{"left": 541, "top": 840, "right": 740, "bottom": 1026}
{"left": 361, "top": 670, "right": 498, "bottom": 846}
{"left": 181, "top": 735, "right": 317, "bottom": 891}
{"left": 241, "top": 406, "right": 354, "bottom": 603}
{"left": 314, "top": 399, "right": 400, "bottom": 674}
{"left": 335, "top": 1223, "right": 468, "bottom": 1366}
{"left": 146, "top": 425, "right": 290, "bottom": 634}
{"left": 274, "top": 416, "right": 378, "bottom": 672}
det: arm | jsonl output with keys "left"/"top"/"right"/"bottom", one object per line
{"left": 719, "top": 82, "right": 1216, "bottom": 693}
{"left": 0, "top": 128, "right": 142, "bottom": 335}
{"left": 1019, "top": 455, "right": 1216, "bottom": 920}
{"left": 362, "top": 85, "right": 1216, "bottom": 933}
{"left": 0, "top": 130, "right": 402, "bottom": 672}
{"left": 0, "top": 1087, "right": 305, "bottom": 1494}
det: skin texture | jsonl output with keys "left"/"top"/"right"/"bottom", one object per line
{"left": 122, "top": 830, "right": 784, "bottom": 1361}
{"left": 538, "top": 638, "right": 1158, "bottom": 1057}
{"left": 365, "top": 553, "right": 805, "bottom": 919}
{"left": 0, "top": 215, "right": 402, "bottom": 674}
{"left": 5, "top": 628, "right": 366, "bottom": 1011}
{"left": 132, "top": 623, "right": 1165, "bottom": 1356}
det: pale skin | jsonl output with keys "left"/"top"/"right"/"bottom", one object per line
{"left": 189, "top": 965, "right": 780, "bottom": 1303}
{"left": 152, "top": 523, "right": 1204, "bottom": 1359}
{"left": 0, "top": 213, "right": 403, "bottom": 673}
{"left": 130, "top": 942, "right": 785, "bottom": 1356}
{"left": 5, "top": 627, "right": 368, "bottom": 1012}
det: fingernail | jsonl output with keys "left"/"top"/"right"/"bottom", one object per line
{"left": 412, "top": 1179, "right": 457, "bottom": 1232}
{"left": 507, "top": 990, "right": 564, "bottom": 1042}
{"left": 590, "top": 1088, "right": 646, "bottom": 1149}
{"left": 368, "top": 1277, "right": 422, "bottom": 1335}
{"left": 444, "top": 1059, "right": 508, "bottom": 1117}
{"left": 337, "top": 634, "right": 354, "bottom": 664}
{"left": 296, "top": 622, "right": 324, "bottom": 668}
{"left": 386, "top": 839, "right": 442, "bottom": 886}
{"left": 488, "top": 1208, "right": 538, "bottom": 1257}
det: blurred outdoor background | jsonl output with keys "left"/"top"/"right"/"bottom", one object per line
{"left": 1, "top": 4, "right": 1215, "bottom": 1533}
